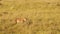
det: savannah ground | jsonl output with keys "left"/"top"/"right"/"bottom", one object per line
{"left": 0, "top": 0, "right": 60, "bottom": 34}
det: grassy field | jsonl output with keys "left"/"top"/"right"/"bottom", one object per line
{"left": 0, "top": 0, "right": 60, "bottom": 34}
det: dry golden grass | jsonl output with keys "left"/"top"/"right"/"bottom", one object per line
{"left": 0, "top": 0, "right": 60, "bottom": 34}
